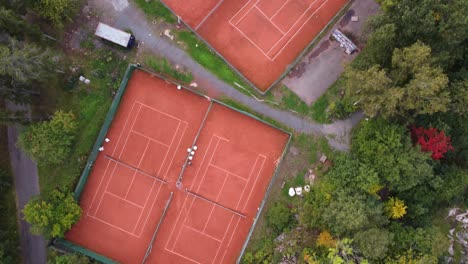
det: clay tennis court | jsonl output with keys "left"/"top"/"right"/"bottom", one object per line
{"left": 65, "top": 69, "right": 290, "bottom": 263}
{"left": 161, "top": 0, "right": 348, "bottom": 92}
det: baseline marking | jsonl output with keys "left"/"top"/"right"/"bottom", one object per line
{"left": 87, "top": 102, "right": 141, "bottom": 215}
{"left": 229, "top": 0, "right": 330, "bottom": 60}
{"left": 104, "top": 191, "right": 144, "bottom": 209}
{"left": 133, "top": 120, "right": 182, "bottom": 235}
{"left": 130, "top": 130, "right": 170, "bottom": 147}
{"left": 183, "top": 225, "right": 222, "bottom": 242}
{"left": 218, "top": 155, "right": 267, "bottom": 263}
{"left": 136, "top": 122, "right": 188, "bottom": 237}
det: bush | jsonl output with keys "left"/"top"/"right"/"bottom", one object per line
{"left": 18, "top": 110, "right": 78, "bottom": 165}
{"left": 266, "top": 202, "right": 293, "bottom": 234}
{"left": 23, "top": 189, "right": 82, "bottom": 238}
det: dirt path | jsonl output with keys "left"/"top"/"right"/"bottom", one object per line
{"left": 83, "top": 0, "right": 364, "bottom": 150}
{"left": 6, "top": 103, "right": 46, "bottom": 264}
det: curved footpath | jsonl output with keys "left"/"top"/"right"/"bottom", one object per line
{"left": 112, "top": 2, "right": 363, "bottom": 151}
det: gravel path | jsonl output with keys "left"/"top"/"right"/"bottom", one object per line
{"left": 6, "top": 103, "right": 46, "bottom": 264}
{"left": 88, "top": 0, "right": 364, "bottom": 150}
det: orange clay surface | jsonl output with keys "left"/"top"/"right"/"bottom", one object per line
{"left": 66, "top": 69, "right": 290, "bottom": 263}
{"left": 162, "top": 0, "right": 348, "bottom": 92}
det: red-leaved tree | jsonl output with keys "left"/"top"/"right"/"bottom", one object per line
{"left": 410, "top": 126, "right": 454, "bottom": 160}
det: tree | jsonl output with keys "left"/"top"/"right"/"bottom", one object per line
{"left": 352, "top": 119, "right": 433, "bottom": 192}
{"left": 322, "top": 192, "right": 386, "bottom": 236}
{"left": 386, "top": 249, "right": 437, "bottom": 264}
{"left": 410, "top": 126, "right": 454, "bottom": 160}
{"left": 352, "top": 23, "right": 397, "bottom": 70}
{"left": 0, "top": 39, "right": 56, "bottom": 103}
{"left": 23, "top": 189, "right": 81, "bottom": 238}
{"left": 317, "top": 230, "right": 337, "bottom": 249}
{"left": 18, "top": 110, "right": 78, "bottom": 164}
{"left": 48, "top": 252, "right": 90, "bottom": 264}
{"left": 266, "top": 202, "right": 292, "bottom": 234}
{"left": 325, "top": 154, "right": 380, "bottom": 195}
{"left": 344, "top": 65, "right": 398, "bottom": 118}
{"left": 354, "top": 228, "right": 393, "bottom": 260}
{"left": 0, "top": 7, "right": 41, "bottom": 41}
{"left": 327, "top": 238, "right": 368, "bottom": 264}
{"left": 345, "top": 42, "right": 450, "bottom": 120}
{"left": 385, "top": 197, "right": 407, "bottom": 219}
{"left": 32, "top": 0, "right": 80, "bottom": 28}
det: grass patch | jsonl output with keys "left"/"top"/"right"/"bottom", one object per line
{"left": 0, "top": 113, "right": 21, "bottom": 263}
{"left": 133, "top": 0, "right": 176, "bottom": 23}
{"left": 175, "top": 31, "right": 254, "bottom": 95}
{"left": 37, "top": 50, "right": 130, "bottom": 193}
{"left": 145, "top": 56, "right": 193, "bottom": 83}
{"left": 218, "top": 97, "right": 289, "bottom": 131}
{"left": 243, "top": 132, "right": 335, "bottom": 259}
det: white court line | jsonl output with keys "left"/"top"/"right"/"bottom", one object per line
{"left": 171, "top": 136, "right": 224, "bottom": 251}
{"left": 165, "top": 248, "right": 201, "bottom": 264}
{"left": 210, "top": 155, "right": 261, "bottom": 262}
{"left": 219, "top": 217, "right": 242, "bottom": 263}
{"left": 87, "top": 102, "right": 140, "bottom": 215}
{"left": 195, "top": 0, "right": 225, "bottom": 30}
{"left": 235, "top": 155, "right": 260, "bottom": 210}
{"left": 135, "top": 100, "right": 186, "bottom": 123}
{"left": 92, "top": 104, "right": 143, "bottom": 217}
{"left": 136, "top": 122, "right": 188, "bottom": 237}
{"left": 104, "top": 191, "right": 145, "bottom": 209}
{"left": 229, "top": 0, "right": 261, "bottom": 25}
{"left": 124, "top": 139, "right": 150, "bottom": 199}
{"left": 202, "top": 170, "right": 229, "bottom": 233}
{"left": 254, "top": 6, "right": 286, "bottom": 34}
{"left": 164, "top": 134, "right": 219, "bottom": 251}
{"left": 133, "top": 121, "right": 183, "bottom": 235}
{"left": 209, "top": 164, "right": 248, "bottom": 181}
{"left": 269, "top": 0, "right": 330, "bottom": 60}
{"left": 228, "top": 21, "right": 274, "bottom": 61}
{"left": 210, "top": 214, "right": 236, "bottom": 264}
{"left": 219, "top": 156, "right": 267, "bottom": 263}
{"left": 270, "top": 0, "right": 290, "bottom": 19}
{"left": 230, "top": 0, "right": 329, "bottom": 61}
{"left": 130, "top": 130, "right": 170, "bottom": 147}
{"left": 88, "top": 215, "right": 140, "bottom": 238}
{"left": 183, "top": 225, "right": 223, "bottom": 242}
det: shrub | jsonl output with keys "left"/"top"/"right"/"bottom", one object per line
{"left": 18, "top": 110, "right": 78, "bottom": 165}
{"left": 266, "top": 202, "right": 292, "bottom": 234}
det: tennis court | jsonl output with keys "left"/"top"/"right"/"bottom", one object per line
{"left": 162, "top": 0, "right": 349, "bottom": 92}
{"left": 65, "top": 69, "right": 290, "bottom": 263}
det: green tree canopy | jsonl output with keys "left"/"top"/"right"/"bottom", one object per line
{"left": 266, "top": 202, "right": 292, "bottom": 234}
{"left": 32, "top": 0, "right": 80, "bottom": 28}
{"left": 354, "top": 228, "right": 393, "bottom": 260}
{"left": 0, "top": 38, "right": 56, "bottom": 103}
{"left": 48, "top": 251, "right": 90, "bottom": 264}
{"left": 322, "top": 192, "right": 386, "bottom": 236}
{"left": 345, "top": 42, "right": 450, "bottom": 119}
{"left": 325, "top": 154, "right": 380, "bottom": 195}
{"left": 18, "top": 110, "right": 78, "bottom": 164}
{"left": 352, "top": 119, "right": 433, "bottom": 192}
{"left": 23, "top": 189, "right": 81, "bottom": 238}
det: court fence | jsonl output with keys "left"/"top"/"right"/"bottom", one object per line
{"left": 159, "top": 0, "right": 352, "bottom": 95}
{"left": 52, "top": 65, "right": 136, "bottom": 263}
{"left": 73, "top": 64, "right": 136, "bottom": 200}
{"left": 58, "top": 64, "right": 292, "bottom": 263}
